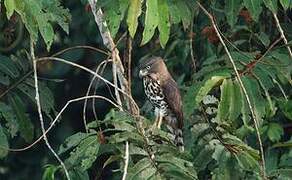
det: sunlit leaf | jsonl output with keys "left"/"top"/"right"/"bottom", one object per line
{"left": 126, "top": 0, "right": 142, "bottom": 38}
{"left": 141, "top": 0, "right": 159, "bottom": 45}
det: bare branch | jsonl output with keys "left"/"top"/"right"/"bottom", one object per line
{"left": 5, "top": 95, "right": 120, "bottom": 152}
{"left": 30, "top": 40, "right": 70, "bottom": 180}
{"left": 197, "top": 2, "right": 267, "bottom": 179}
{"left": 272, "top": 12, "right": 292, "bottom": 58}
{"left": 122, "top": 141, "right": 129, "bottom": 180}
{"left": 83, "top": 59, "right": 110, "bottom": 133}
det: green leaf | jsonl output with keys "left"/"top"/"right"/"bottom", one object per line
{"left": 177, "top": 1, "right": 192, "bottom": 29}
{"left": 42, "top": 164, "right": 59, "bottom": 180}
{"left": 0, "top": 55, "right": 20, "bottom": 78}
{"left": 195, "top": 76, "right": 227, "bottom": 106}
{"left": 257, "top": 32, "right": 270, "bottom": 47}
{"left": 58, "top": 132, "right": 92, "bottom": 154}
{"left": 263, "top": 0, "right": 278, "bottom": 13}
{"left": 8, "top": 94, "right": 34, "bottom": 142}
{"left": 241, "top": 76, "right": 266, "bottom": 125}
{"left": 243, "top": 0, "right": 262, "bottom": 22}
{"left": 278, "top": 99, "right": 292, "bottom": 120}
{"left": 66, "top": 135, "right": 100, "bottom": 171}
{"left": 267, "top": 123, "right": 284, "bottom": 142}
{"left": 225, "top": 0, "right": 242, "bottom": 27}
{"left": 104, "top": 0, "right": 123, "bottom": 38}
{"left": 0, "top": 124, "right": 9, "bottom": 159}
{"left": 0, "top": 102, "right": 19, "bottom": 137}
{"left": 128, "top": 158, "right": 155, "bottom": 180}
{"left": 229, "top": 81, "right": 242, "bottom": 121}
{"left": 4, "top": 0, "right": 16, "bottom": 18}
{"left": 141, "top": 0, "right": 159, "bottom": 45}
{"left": 157, "top": 0, "right": 170, "bottom": 48}
{"left": 217, "top": 79, "right": 232, "bottom": 121}
{"left": 280, "top": 0, "right": 292, "bottom": 10}
{"left": 17, "top": 78, "right": 56, "bottom": 118}
{"left": 39, "top": 0, "right": 71, "bottom": 34}
{"left": 157, "top": 154, "right": 197, "bottom": 179}
{"left": 126, "top": 0, "right": 142, "bottom": 38}
{"left": 168, "top": 0, "right": 181, "bottom": 24}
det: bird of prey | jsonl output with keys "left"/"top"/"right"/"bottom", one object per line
{"left": 139, "top": 57, "right": 184, "bottom": 151}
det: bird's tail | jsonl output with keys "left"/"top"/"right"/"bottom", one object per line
{"left": 174, "top": 128, "right": 184, "bottom": 152}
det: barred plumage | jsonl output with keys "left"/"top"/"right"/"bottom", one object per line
{"left": 139, "top": 57, "right": 184, "bottom": 151}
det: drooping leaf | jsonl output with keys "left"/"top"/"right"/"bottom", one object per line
{"left": 66, "top": 135, "right": 100, "bottom": 171}
{"left": 0, "top": 124, "right": 9, "bottom": 159}
{"left": 141, "top": 0, "right": 159, "bottom": 45}
{"left": 8, "top": 94, "right": 34, "bottom": 142}
{"left": 243, "top": 0, "right": 262, "bottom": 22}
{"left": 217, "top": 79, "right": 232, "bottom": 121}
{"left": 0, "top": 102, "right": 19, "bottom": 137}
{"left": 267, "top": 123, "right": 284, "bottom": 142}
{"left": 42, "top": 164, "right": 59, "bottom": 180}
{"left": 58, "top": 132, "right": 93, "bottom": 154}
{"left": 0, "top": 55, "right": 20, "bottom": 79}
{"left": 195, "top": 76, "right": 227, "bottom": 106}
{"left": 280, "top": 0, "right": 292, "bottom": 10}
{"left": 225, "top": 0, "right": 242, "bottom": 27}
{"left": 4, "top": 0, "right": 16, "bottom": 19}
{"left": 263, "top": 0, "right": 278, "bottom": 13}
{"left": 103, "top": 0, "right": 122, "bottom": 38}
{"left": 126, "top": 0, "right": 142, "bottom": 38}
{"left": 128, "top": 158, "right": 155, "bottom": 180}
{"left": 157, "top": 0, "right": 170, "bottom": 48}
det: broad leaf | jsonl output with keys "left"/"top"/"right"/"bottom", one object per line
{"left": 243, "top": 0, "right": 262, "bottom": 22}
{"left": 127, "top": 0, "right": 142, "bottom": 38}
{"left": 0, "top": 124, "right": 9, "bottom": 159}
{"left": 225, "top": 0, "right": 242, "bottom": 27}
{"left": 141, "top": 0, "right": 159, "bottom": 45}
{"left": 157, "top": 0, "right": 170, "bottom": 48}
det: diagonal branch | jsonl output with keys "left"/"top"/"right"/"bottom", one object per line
{"left": 30, "top": 40, "right": 70, "bottom": 180}
{"left": 197, "top": 2, "right": 267, "bottom": 179}
{"left": 272, "top": 12, "right": 292, "bottom": 58}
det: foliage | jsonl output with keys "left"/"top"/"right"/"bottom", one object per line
{"left": 0, "top": 0, "right": 292, "bottom": 180}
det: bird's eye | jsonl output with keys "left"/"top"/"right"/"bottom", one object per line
{"left": 146, "top": 65, "right": 150, "bottom": 70}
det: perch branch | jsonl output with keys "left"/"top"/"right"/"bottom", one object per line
{"left": 272, "top": 12, "right": 292, "bottom": 58}
{"left": 30, "top": 40, "right": 70, "bottom": 180}
{"left": 197, "top": 2, "right": 266, "bottom": 179}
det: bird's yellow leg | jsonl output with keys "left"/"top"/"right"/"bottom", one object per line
{"left": 157, "top": 115, "right": 163, "bottom": 129}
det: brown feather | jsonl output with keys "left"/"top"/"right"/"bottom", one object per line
{"left": 161, "top": 77, "right": 184, "bottom": 129}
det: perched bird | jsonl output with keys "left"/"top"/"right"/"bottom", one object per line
{"left": 139, "top": 57, "right": 184, "bottom": 151}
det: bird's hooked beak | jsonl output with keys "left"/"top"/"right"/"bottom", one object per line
{"left": 139, "top": 69, "right": 148, "bottom": 78}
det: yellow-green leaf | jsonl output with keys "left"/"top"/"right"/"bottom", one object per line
{"left": 4, "top": 0, "right": 16, "bottom": 19}
{"left": 141, "top": 0, "right": 159, "bottom": 45}
{"left": 157, "top": 0, "right": 170, "bottom": 48}
{"left": 127, "top": 0, "right": 142, "bottom": 38}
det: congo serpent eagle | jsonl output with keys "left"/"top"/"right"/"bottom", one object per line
{"left": 139, "top": 57, "right": 184, "bottom": 151}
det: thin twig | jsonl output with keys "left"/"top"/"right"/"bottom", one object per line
{"left": 30, "top": 40, "right": 70, "bottom": 180}
{"left": 51, "top": 45, "right": 109, "bottom": 57}
{"left": 122, "top": 141, "right": 129, "bottom": 180}
{"left": 189, "top": 19, "right": 196, "bottom": 72}
{"left": 4, "top": 95, "right": 120, "bottom": 152}
{"left": 36, "top": 57, "right": 139, "bottom": 113}
{"left": 197, "top": 2, "right": 267, "bottom": 179}
{"left": 272, "top": 12, "right": 292, "bottom": 58}
{"left": 83, "top": 59, "right": 110, "bottom": 133}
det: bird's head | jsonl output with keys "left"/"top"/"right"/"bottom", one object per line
{"left": 138, "top": 56, "right": 167, "bottom": 78}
